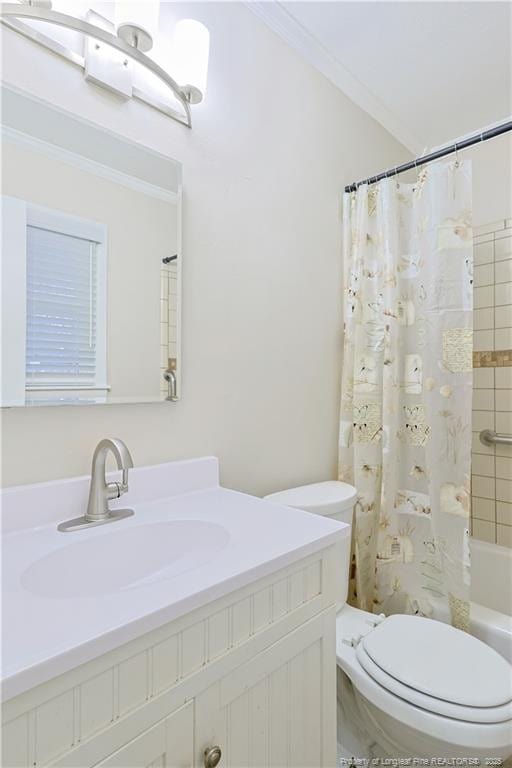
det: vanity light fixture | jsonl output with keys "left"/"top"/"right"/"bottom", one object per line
{"left": 0, "top": 1, "right": 210, "bottom": 128}
{"left": 170, "top": 19, "right": 210, "bottom": 106}
{"left": 115, "top": 1, "right": 160, "bottom": 53}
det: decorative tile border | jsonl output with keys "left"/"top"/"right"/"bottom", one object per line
{"left": 473, "top": 349, "right": 512, "bottom": 367}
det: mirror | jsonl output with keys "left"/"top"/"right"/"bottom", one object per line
{"left": 1, "top": 86, "right": 181, "bottom": 407}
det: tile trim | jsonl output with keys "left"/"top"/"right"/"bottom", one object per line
{"left": 473, "top": 349, "right": 512, "bottom": 367}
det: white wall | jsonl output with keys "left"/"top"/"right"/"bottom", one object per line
{"left": 0, "top": 2, "right": 410, "bottom": 493}
{"left": 465, "top": 132, "right": 512, "bottom": 227}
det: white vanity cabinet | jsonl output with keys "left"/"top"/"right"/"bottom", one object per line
{"left": 194, "top": 609, "right": 333, "bottom": 768}
{"left": 2, "top": 546, "right": 339, "bottom": 768}
{"left": 94, "top": 702, "right": 194, "bottom": 768}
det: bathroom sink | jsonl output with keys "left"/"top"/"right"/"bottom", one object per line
{"left": 2, "top": 458, "right": 349, "bottom": 700}
{"left": 21, "top": 520, "right": 230, "bottom": 599}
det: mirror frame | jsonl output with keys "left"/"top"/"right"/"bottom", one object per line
{"left": 1, "top": 84, "right": 183, "bottom": 407}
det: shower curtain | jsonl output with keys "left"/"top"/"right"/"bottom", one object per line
{"left": 338, "top": 160, "right": 473, "bottom": 631}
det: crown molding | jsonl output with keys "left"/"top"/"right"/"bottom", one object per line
{"left": 245, "top": 1, "right": 423, "bottom": 155}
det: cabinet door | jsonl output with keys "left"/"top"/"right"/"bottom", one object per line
{"left": 94, "top": 701, "right": 193, "bottom": 768}
{"left": 195, "top": 611, "right": 335, "bottom": 768}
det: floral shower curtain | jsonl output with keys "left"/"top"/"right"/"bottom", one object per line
{"left": 338, "top": 160, "right": 473, "bottom": 631}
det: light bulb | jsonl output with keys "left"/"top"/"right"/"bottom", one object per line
{"left": 171, "top": 19, "right": 210, "bottom": 104}
{"left": 115, "top": 1, "right": 159, "bottom": 52}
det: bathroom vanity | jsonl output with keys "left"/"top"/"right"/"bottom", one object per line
{"left": 2, "top": 458, "right": 349, "bottom": 768}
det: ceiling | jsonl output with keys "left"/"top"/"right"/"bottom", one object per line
{"left": 248, "top": 1, "right": 511, "bottom": 153}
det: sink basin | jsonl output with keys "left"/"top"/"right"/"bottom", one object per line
{"left": 21, "top": 520, "right": 230, "bottom": 598}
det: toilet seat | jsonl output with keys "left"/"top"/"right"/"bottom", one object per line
{"left": 355, "top": 614, "right": 512, "bottom": 723}
{"left": 336, "top": 606, "right": 512, "bottom": 755}
{"left": 356, "top": 641, "right": 512, "bottom": 723}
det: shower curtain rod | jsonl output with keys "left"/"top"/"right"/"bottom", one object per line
{"left": 345, "top": 119, "right": 512, "bottom": 193}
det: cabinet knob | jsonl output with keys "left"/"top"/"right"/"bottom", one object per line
{"left": 204, "top": 746, "right": 222, "bottom": 768}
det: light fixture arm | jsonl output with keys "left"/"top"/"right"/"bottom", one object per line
{"left": 0, "top": 3, "right": 192, "bottom": 127}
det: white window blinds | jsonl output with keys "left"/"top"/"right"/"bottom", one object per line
{"left": 26, "top": 226, "right": 99, "bottom": 387}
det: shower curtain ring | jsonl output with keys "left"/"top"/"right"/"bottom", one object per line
{"left": 454, "top": 142, "right": 460, "bottom": 167}
{"left": 413, "top": 158, "right": 419, "bottom": 188}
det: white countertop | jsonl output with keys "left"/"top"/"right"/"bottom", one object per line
{"left": 1, "top": 458, "right": 348, "bottom": 701}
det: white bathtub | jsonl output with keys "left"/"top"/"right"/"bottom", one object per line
{"left": 470, "top": 538, "right": 512, "bottom": 662}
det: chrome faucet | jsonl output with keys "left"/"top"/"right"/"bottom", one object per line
{"left": 164, "top": 358, "right": 178, "bottom": 401}
{"left": 58, "top": 438, "right": 135, "bottom": 532}
{"left": 86, "top": 438, "right": 133, "bottom": 521}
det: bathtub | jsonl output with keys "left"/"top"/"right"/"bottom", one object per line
{"left": 470, "top": 538, "right": 512, "bottom": 662}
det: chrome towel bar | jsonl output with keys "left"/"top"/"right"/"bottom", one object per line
{"left": 479, "top": 429, "right": 512, "bottom": 447}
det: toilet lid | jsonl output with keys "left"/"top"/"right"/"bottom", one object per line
{"left": 361, "top": 614, "right": 512, "bottom": 708}
{"left": 355, "top": 642, "right": 512, "bottom": 723}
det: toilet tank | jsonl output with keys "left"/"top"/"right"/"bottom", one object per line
{"left": 264, "top": 481, "right": 356, "bottom": 523}
{"left": 263, "top": 481, "right": 356, "bottom": 607}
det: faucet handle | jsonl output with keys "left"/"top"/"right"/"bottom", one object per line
{"left": 106, "top": 481, "right": 122, "bottom": 500}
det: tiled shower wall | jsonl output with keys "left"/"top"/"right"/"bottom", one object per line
{"left": 471, "top": 218, "right": 512, "bottom": 547}
{"left": 160, "top": 261, "right": 178, "bottom": 398}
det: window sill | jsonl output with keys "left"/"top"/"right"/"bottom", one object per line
{"left": 25, "top": 384, "right": 111, "bottom": 392}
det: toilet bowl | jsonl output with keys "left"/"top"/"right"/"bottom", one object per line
{"left": 264, "top": 482, "right": 512, "bottom": 759}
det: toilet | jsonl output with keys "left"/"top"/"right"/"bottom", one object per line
{"left": 264, "top": 482, "right": 512, "bottom": 760}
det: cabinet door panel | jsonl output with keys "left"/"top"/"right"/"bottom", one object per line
{"left": 268, "top": 665, "right": 288, "bottom": 767}
{"left": 196, "top": 611, "right": 335, "bottom": 768}
{"left": 289, "top": 640, "right": 322, "bottom": 768}
{"left": 227, "top": 689, "right": 250, "bottom": 768}
{"left": 95, "top": 701, "right": 193, "bottom": 768}
{"left": 248, "top": 679, "right": 269, "bottom": 768}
